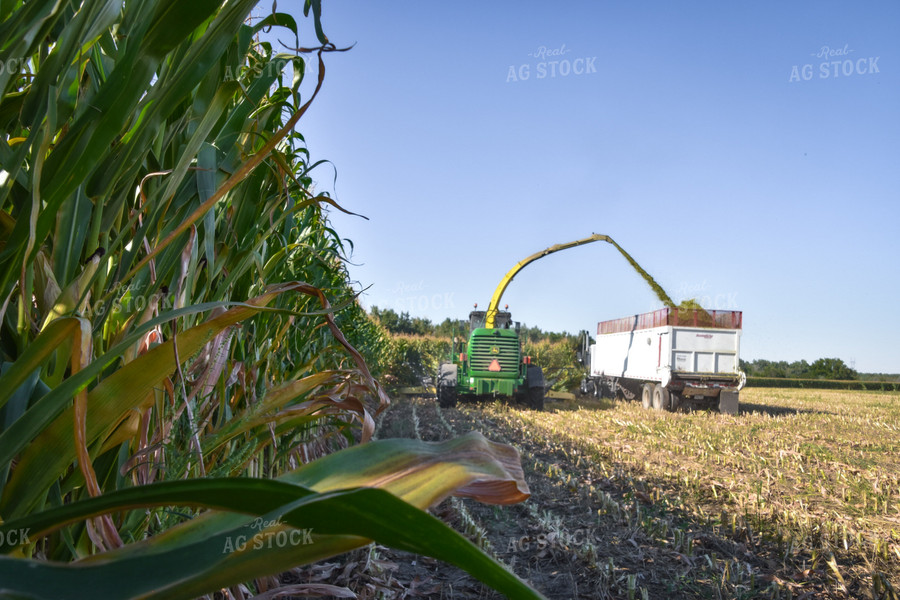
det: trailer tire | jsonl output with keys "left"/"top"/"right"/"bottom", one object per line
{"left": 652, "top": 384, "right": 670, "bottom": 411}
{"left": 437, "top": 363, "right": 458, "bottom": 409}
{"left": 641, "top": 383, "right": 653, "bottom": 409}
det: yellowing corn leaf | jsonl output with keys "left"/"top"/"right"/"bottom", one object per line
{"left": 0, "top": 433, "right": 541, "bottom": 600}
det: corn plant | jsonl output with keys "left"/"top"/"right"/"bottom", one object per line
{"left": 0, "top": 1, "right": 543, "bottom": 597}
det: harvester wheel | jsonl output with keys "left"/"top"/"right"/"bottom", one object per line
{"left": 528, "top": 386, "right": 545, "bottom": 411}
{"left": 437, "top": 363, "right": 458, "bottom": 409}
{"left": 526, "top": 365, "right": 545, "bottom": 411}
{"left": 641, "top": 383, "right": 653, "bottom": 409}
{"left": 652, "top": 384, "right": 670, "bottom": 411}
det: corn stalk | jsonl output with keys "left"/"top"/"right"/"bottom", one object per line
{"left": 0, "top": 1, "right": 542, "bottom": 597}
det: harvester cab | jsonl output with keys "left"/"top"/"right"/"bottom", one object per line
{"left": 468, "top": 308, "right": 515, "bottom": 331}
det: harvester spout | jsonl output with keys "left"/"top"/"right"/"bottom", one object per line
{"left": 484, "top": 233, "right": 676, "bottom": 328}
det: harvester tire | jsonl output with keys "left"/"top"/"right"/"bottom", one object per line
{"left": 437, "top": 363, "right": 458, "bottom": 409}
{"left": 526, "top": 365, "right": 545, "bottom": 411}
{"left": 528, "top": 386, "right": 545, "bottom": 411}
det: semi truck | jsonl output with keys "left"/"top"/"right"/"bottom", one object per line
{"left": 579, "top": 307, "right": 745, "bottom": 414}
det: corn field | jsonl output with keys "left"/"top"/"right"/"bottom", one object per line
{"left": 0, "top": 2, "right": 541, "bottom": 598}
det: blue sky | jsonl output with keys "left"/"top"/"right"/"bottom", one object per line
{"left": 279, "top": 1, "right": 899, "bottom": 373}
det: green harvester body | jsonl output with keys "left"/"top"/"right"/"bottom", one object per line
{"left": 453, "top": 317, "right": 527, "bottom": 397}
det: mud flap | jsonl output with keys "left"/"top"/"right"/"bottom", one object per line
{"left": 718, "top": 391, "right": 739, "bottom": 415}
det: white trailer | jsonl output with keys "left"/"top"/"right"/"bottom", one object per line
{"left": 580, "top": 308, "right": 745, "bottom": 414}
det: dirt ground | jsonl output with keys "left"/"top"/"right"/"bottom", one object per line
{"left": 283, "top": 393, "right": 894, "bottom": 599}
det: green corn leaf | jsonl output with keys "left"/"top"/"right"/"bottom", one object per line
{"left": 0, "top": 317, "right": 82, "bottom": 414}
{"left": 0, "top": 284, "right": 331, "bottom": 517}
{"left": 0, "top": 3, "right": 546, "bottom": 598}
{"left": 0, "top": 433, "right": 541, "bottom": 600}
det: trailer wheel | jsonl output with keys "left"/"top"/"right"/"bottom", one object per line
{"left": 437, "top": 363, "right": 457, "bottom": 408}
{"left": 652, "top": 384, "right": 670, "bottom": 411}
{"left": 641, "top": 383, "right": 653, "bottom": 409}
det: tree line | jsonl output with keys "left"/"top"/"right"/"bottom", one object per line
{"left": 369, "top": 307, "right": 577, "bottom": 344}
{"left": 740, "top": 358, "right": 861, "bottom": 380}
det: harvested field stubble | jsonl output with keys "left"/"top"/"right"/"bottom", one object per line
{"left": 489, "top": 388, "right": 900, "bottom": 598}
{"left": 357, "top": 388, "right": 900, "bottom": 599}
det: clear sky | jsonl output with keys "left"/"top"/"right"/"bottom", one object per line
{"left": 280, "top": 1, "right": 899, "bottom": 373}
